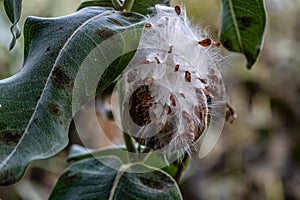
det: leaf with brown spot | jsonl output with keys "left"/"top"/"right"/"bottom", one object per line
{"left": 0, "top": 7, "right": 146, "bottom": 185}
{"left": 219, "top": 0, "right": 266, "bottom": 69}
{"left": 49, "top": 156, "right": 182, "bottom": 200}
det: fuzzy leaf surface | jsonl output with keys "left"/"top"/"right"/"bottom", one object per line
{"left": 0, "top": 7, "right": 146, "bottom": 185}
{"left": 49, "top": 156, "right": 182, "bottom": 200}
{"left": 78, "top": 0, "right": 170, "bottom": 14}
{"left": 219, "top": 0, "right": 266, "bottom": 68}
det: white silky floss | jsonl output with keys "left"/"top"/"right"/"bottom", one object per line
{"left": 116, "top": 5, "right": 227, "bottom": 158}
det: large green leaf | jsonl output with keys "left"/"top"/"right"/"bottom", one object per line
{"left": 78, "top": 0, "right": 170, "bottom": 14}
{"left": 49, "top": 156, "right": 182, "bottom": 200}
{"left": 3, "top": 0, "right": 22, "bottom": 50}
{"left": 0, "top": 7, "right": 146, "bottom": 185}
{"left": 219, "top": 0, "right": 266, "bottom": 69}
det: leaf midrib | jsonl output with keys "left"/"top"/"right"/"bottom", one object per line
{"left": 108, "top": 164, "right": 128, "bottom": 200}
{"left": 228, "top": 0, "right": 244, "bottom": 53}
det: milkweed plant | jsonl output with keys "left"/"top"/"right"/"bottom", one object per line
{"left": 0, "top": 0, "right": 266, "bottom": 199}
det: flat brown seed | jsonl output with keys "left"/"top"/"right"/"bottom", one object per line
{"left": 199, "top": 78, "right": 207, "bottom": 84}
{"left": 168, "top": 106, "right": 172, "bottom": 115}
{"left": 198, "top": 38, "right": 211, "bottom": 47}
{"left": 212, "top": 41, "right": 221, "bottom": 47}
{"left": 175, "top": 6, "right": 181, "bottom": 15}
{"left": 154, "top": 57, "right": 161, "bottom": 64}
{"left": 168, "top": 45, "right": 173, "bottom": 53}
{"left": 174, "top": 64, "right": 180, "bottom": 72}
{"left": 185, "top": 71, "right": 191, "bottom": 82}
{"left": 145, "top": 23, "right": 152, "bottom": 28}
{"left": 143, "top": 60, "right": 150, "bottom": 64}
{"left": 170, "top": 95, "right": 176, "bottom": 106}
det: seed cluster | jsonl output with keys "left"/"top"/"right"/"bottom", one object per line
{"left": 117, "top": 5, "right": 226, "bottom": 155}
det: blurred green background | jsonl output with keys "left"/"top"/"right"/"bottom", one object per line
{"left": 1, "top": 0, "right": 300, "bottom": 199}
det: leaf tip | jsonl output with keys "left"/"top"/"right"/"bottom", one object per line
{"left": 8, "top": 25, "right": 21, "bottom": 51}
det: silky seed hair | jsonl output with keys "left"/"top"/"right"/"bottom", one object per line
{"left": 114, "top": 5, "right": 227, "bottom": 158}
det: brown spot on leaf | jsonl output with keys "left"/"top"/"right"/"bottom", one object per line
{"left": 107, "top": 17, "right": 123, "bottom": 26}
{"left": 0, "top": 130, "right": 22, "bottom": 145}
{"left": 120, "top": 12, "right": 135, "bottom": 18}
{"left": 237, "top": 16, "right": 255, "bottom": 31}
{"left": 221, "top": 39, "right": 234, "bottom": 50}
{"left": 51, "top": 67, "right": 71, "bottom": 89}
{"left": 138, "top": 173, "right": 171, "bottom": 189}
{"left": 0, "top": 122, "right": 7, "bottom": 130}
{"left": 95, "top": 28, "right": 115, "bottom": 39}
{"left": 48, "top": 102, "right": 61, "bottom": 116}
{"left": 33, "top": 118, "right": 39, "bottom": 125}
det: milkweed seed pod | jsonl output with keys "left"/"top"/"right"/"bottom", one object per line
{"left": 112, "top": 5, "right": 227, "bottom": 157}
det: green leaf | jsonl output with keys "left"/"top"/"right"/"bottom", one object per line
{"left": 67, "top": 144, "right": 129, "bottom": 164}
{"left": 3, "top": 0, "right": 22, "bottom": 50}
{"left": 77, "top": 0, "right": 115, "bottom": 11}
{"left": 219, "top": 0, "right": 266, "bottom": 69}
{"left": 49, "top": 156, "right": 182, "bottom": 200}
{"left": 131, "top": 0, "right": 170, "bottom": 14}
{"left": 67, "top": 145, "right": 189, "bottom": 181}
{"left": 0, "top": 7, "right": 146, "bottom": 185}
{"left": 78, "top": 0, "right": 170, "bottom": 14}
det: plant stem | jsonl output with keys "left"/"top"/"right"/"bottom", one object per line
{"left": 123, "top": 132, "right": 137, "bottom": 153}
{"left": 112, "top": 0, "right": 121, "bottom": 11}
{"left": 174, "top": 153, "right": 190, "bottom": 182}
{"left": 122, "top": 0, "right": 135, "bottom": 11}
{"left": 111, "top": 0, "right": 135, "bottom": 11}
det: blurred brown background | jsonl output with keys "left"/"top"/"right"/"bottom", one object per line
{"left": 1, "top": 0, "right": 300, "bottom": 199}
